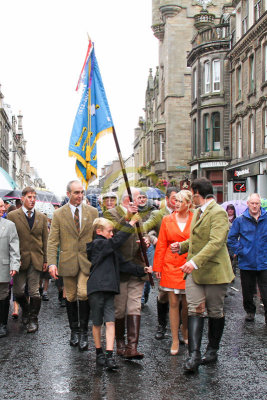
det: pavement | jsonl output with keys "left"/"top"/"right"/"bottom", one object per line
{"left": 0, "top": 272, "right": 266, "bottom": 400}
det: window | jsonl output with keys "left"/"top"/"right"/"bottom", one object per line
{"left": 159, "top": 133, "right": 165, "bottom": 161}
{"left": 249, "top": 54, "right": 255, "bottom": 92}
{"left": 249, "top": 115, "right": 255, "bottom": 154}
{"left": 264, "top": 108, "right": 267, "bottom": 149}
{"left": 204, "top": 62, "right": 210, "bottom": 93}
{"left": 193, "top": 119, "right": 197, "bottom": 156}
{"left": 264, "top": 44, "right": 267, "bottom": 82}
{"left": 212, "top": 60, "right": 220, "bottom": 92}
{"left": 212, "top": 112, "right": 220, "bottom": 151}
{"left": 193, "top": 68, "right": 197, "bottom": 100}
{"left": 254, "top": 0, "right": 262, "bottom": 21}
{"left": 204, "top": 114, "right": 210, "bottom": 152}
{"left": 147, "top": 137, "right": 151, "bottom": 162}
{"left": 237, "top": 66, "right": 242, "bottom": 100}
{"left": 237, "top": 123, "right": 242, "bottom": 158}
{"left": 242, "top": 16, "right": 248, "bottom": 34}
{"left": 242, "top": 0, "right": 248, "bottom": 34}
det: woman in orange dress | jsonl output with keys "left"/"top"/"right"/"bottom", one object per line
{"left": 153, "top": 190, "right": 193, "bottom": 355}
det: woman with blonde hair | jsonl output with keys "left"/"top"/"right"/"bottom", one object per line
{"left": 153, "top": 190, "right": 193, "bottom": 355}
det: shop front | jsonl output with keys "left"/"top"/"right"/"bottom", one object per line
{"left": 190, "top": 161, "right": 229, "bottom": 203}
{"left": 227, "top": 160, "right": 267, "bottom": 200}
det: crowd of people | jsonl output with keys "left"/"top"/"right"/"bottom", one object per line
{"left": 0, "top": 178, "right": 266, "bottom": 373}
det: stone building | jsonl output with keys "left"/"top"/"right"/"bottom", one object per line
{"left": 98, "top": 154, "right": 136, "bottom": 196}
{"left": 227, "top": 0, "right": 267, "bottom": 199}
{"left": 0, "top": 86, "right": 10, "bottom": 173}
{"left": 187, "top": 2, "right": 234, "bottom": 202}
{"left": 134, "top": 1, "right": 233, "bottom": 191}
{"left": 0, "top": 85, "right": 46, "bottom": 190}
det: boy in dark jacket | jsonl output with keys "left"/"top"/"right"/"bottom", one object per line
{"left": 86, "top": 217, "right": 152, "bottom": 370}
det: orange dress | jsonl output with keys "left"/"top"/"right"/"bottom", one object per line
{"left": 153, "top": 211, "right": 193, "bottom": 290}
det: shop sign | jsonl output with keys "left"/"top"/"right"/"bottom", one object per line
{"left": 231, "top": 162, "right": 260, "bottom": 180}
{"left": 200, "top": 161, "right": 229, "bottom": 168}
{"left": 233, "top": 180, "right": 247, "bottom": 193}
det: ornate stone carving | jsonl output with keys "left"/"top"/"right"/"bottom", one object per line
{"left": 152, "top": 23, "right": 165, "bottom": 40}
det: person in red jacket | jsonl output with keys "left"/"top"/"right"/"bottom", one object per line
{"left": 153, "top": 190, "right": 193, "bottom": 355}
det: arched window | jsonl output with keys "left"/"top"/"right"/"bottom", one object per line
{"left": 211, "top": 112, "right": 220, "bottom": 151}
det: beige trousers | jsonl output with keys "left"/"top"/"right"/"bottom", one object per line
{"left": 63, "top": 270, "right": 89, "bottom": 302}
{"left": 13, "top": 265, "right": 41, "bottom": 298}
{"left": 185, "top": 274, "right": 228, "bottom": 319}
{"left": 114, "top": 276, "right": 144, "bottom": 319}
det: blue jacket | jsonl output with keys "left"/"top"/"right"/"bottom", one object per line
{"left": 227, "top": 207, "right": 267, "bottom": 271}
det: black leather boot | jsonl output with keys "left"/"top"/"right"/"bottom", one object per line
{"left": 115, "top": 317, "right": 126, "bottom": 356}
{"left": 78, "top": 300, "right": 90, "bottom": 351}
{"left": 0, "top": 297, "right": 10, "bottom": 338}
{"left": 27, "top": 297, "right": 41, "bottom": 333}
{"left": 201, "top": 317, "right": 225, "bottom": 364}
{"left": 66, "top": 300, "right": 79, "bottom": 347}
{"left": 184, "top": 316, "right": 204, "bottom": 373}
{"left": 16, "top": 295, "right": 29, "bottom": 325}
{"left": 155, "top": 299, "right": 169, "bottom": 340}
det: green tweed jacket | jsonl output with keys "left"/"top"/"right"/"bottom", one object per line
{"left": 7, "top": 208, "right": 48, "bottom": 271}
{"left": 47, "top": 203, "right": 98, "bottom": 277}
{"left": 180, "top": 200, "right": 234, "bottom": 284}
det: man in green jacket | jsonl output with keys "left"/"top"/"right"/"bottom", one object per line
{"left": 172, "top": 178, "right": 234, "bottom": 373}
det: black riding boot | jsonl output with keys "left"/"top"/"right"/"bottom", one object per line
{"left": 184, "top": 316, "right": 204, "bottom": 373}
{"left": 201, "top": 317, "right": 225, "bottom": 364}
{"left": 66, "top": 300, "right": 79, "bottom": 347}
{"left": 0, "top": 297, "right": 10, "bottom": 338}
{"left": 155, "top": 299, "right": 169, "bottom": 340}
{"left": 27, "top": 297, "right": 41, "bottom": 333}
{"left": 16, "top": 295, "right": 29, "bottom": 325}
{"left": 78, "top": 300, "right": 90, "bottom": 351}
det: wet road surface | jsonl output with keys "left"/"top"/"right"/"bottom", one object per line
{"left": 0, "top": 272, "right": 266, "bottom": 400}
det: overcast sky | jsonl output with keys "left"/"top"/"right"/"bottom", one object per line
{"left": 0, "top": 0, "right": 158, "bottom": 197}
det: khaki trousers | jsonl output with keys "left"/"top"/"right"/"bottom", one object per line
{"left": 63, "top": 270, "right": 88, "bottom": 302}
{"left": 185, "top": 274, "right": 228, "bottom": 319}
{"left": 13, "top": 265, "right": 41, "bottom": 298}
{"left": 114, "top": 276, "right": 144, "bottom": 319}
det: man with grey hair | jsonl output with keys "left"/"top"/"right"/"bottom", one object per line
{"left": 228, "top": 193, "right": 267, "bottom": 324}
{"left": 104, "top": 187, "right": 149, "bottom": 359}
{"left": 0, "top": 198, "right": 20, "bottom": 337}
{"left": 48, "top": 180, "right": 98, "bottom": 350}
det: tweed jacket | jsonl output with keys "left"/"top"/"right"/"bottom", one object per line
{"left": 47, "top": 203, "right": 98, "bottom": 277}
{"left": 104, "top": 206, "right": 146, "bottom": 281}
{"left": 0, "top": 218, "right": 20, "bottom": 282}
{"left": 142, "top": 206, "right": 171, "bottom": 235}
{"left": 180, "top": 201, "right": 234, "bottom": 285}
{"left": 7, "top": 208, "right": 48, "bottom": 272}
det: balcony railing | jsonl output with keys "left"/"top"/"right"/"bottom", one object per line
{"left": 192, "top": 24, "right": 230, "bottom": 48}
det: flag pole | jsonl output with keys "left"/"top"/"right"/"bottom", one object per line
{"left": 111, "top": 126, "right": 154, "bottom": 287}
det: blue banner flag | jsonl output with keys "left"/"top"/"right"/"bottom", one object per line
{"left": 69, "top": 42, "right": 113, "bottom": 188}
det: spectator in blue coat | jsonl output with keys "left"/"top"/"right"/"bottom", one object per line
{"left": 227, "top": 193, "right": 267, "bottom": 324}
